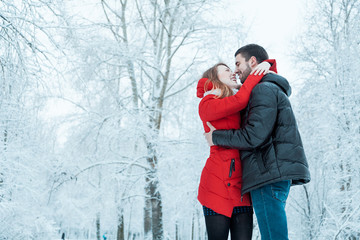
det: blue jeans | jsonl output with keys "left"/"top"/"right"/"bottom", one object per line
{"left": 250, "top": 180, "right": 291, "bottom": 240}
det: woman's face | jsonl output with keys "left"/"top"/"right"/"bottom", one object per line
{"left": 217, "top": 65, "right": 238, "bottom": 88}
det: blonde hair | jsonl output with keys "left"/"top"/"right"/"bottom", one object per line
{"left": 202, "top": 63, "right": 234, "bottom": 98}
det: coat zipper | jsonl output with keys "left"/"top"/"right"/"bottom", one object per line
{"left": 229, "top": 159, "right": 235, "bottom": 178}
{"left": 228, "top": 159, "right": 242, "bottom": 201}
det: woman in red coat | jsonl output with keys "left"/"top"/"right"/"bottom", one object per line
{"left": 197, "top": 60, "right": 277, "bottom": 240}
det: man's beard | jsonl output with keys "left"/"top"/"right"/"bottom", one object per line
{"left": 240, "top": 64, "right": 252, "bottom": 84}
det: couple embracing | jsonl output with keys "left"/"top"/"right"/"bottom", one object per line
{"left": 196, "top": 44, "right": 310, "bottom": 240}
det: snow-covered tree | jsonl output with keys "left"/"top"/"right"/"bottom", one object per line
{"left": 291, "top": 0, "right": 360, "bottom": 239}
{"left": 46, "top": 0, "right": 247, "bottom": 239}
{"left": 0, "top": 0, "right": 65, "bottom": 239}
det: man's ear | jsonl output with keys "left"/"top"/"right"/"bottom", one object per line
{"left": 249, "top": 56, "right": 257, "bottom": 68}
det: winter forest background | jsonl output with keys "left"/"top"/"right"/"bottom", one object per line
{"left": 1, "top": 0, "right": 360, "bottom": 239}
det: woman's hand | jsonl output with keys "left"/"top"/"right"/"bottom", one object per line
{"left": 251, "top": 61, "right": 271, "bottom": 75}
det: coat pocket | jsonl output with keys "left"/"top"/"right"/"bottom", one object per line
{"left": 255, "top": 151, "right": 268, "bottom": 174}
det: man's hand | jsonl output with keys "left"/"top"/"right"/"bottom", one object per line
{"left": 204, "top": 122, "right": 217, "bottom": 146}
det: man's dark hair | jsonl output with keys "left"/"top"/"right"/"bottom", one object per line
{"left": 234, "top": 44, "right": 269, "bottom": 63}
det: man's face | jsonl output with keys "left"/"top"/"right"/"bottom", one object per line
{"left": 235, "top": 54, "right": 252, "bottom": 84}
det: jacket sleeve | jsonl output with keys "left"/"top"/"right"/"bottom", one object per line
{"left": 199, "top": 72, "right": 264, "bottom": 122}
{"left": 212, "top": 83, "right": 277, "bottom": 150}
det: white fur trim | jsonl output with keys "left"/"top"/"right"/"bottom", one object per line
{"left": 203, "top": 89, "right": 221, "bottom": 97}
{"left": 203, "top": 88, "right": 238, "bottom": 97}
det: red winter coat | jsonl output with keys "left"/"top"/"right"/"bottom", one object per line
{"left": 197, "top": 60, "right": 277, "bottom": 217}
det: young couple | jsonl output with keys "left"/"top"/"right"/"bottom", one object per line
{"left": 196, "top": 44, "right": 311, "bottom": 240}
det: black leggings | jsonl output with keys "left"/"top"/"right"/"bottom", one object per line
{"left": 204, "top": 212, "right": 253, "bottom": 240}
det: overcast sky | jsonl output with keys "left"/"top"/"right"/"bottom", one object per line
{"left": 225, "top": 0, "right": 309, "bottom": 89}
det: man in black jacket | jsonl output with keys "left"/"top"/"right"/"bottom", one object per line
{"left": 204, "top": 44, "right": 310, "bottom": 240}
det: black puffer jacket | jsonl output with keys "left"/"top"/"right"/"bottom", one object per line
{"left": 213, "top": 73, "right": 310, "bottom": 194}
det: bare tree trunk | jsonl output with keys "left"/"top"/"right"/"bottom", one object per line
{"left": 302, "top": 185, "right": 315, "bottom": 240}
{"left": 151, "top": 180, "right": 163, "bottom": 240}
{"left": 3, "top": 129, "right": 7, "bottom": 150}
{"left": 145, "top": 159, "right": 163, "bottom": 240}
{"left": 175, "top": 221, "right": 180, "bottom": 240}
{"left": 96, "top": 212, "right": 101, "bottom": 240}
{"left": 191, "top": 214, "right": 194, "bottom": 240}
{"left": 144, "top": 176, "right": 152, "bottom": 238}
{"left": 117, "top": 212, "right": 124, "bottom": 240}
